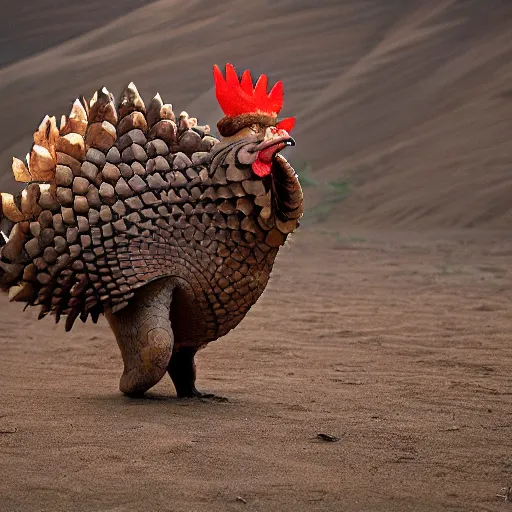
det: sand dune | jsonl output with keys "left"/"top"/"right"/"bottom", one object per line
{"left": 1, "top": 1, "right": 510, "bottom": 228}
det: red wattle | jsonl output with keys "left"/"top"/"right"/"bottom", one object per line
{"left": 252, "top": 158, "right": 272, "bottom": 177}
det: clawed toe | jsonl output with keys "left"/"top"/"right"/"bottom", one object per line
{"left": 177, "top": 387, "right": 226, "bottom": 401}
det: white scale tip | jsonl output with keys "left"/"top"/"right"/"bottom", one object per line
{"left": 1, "top": 231, "right": 8, "bottom": 243}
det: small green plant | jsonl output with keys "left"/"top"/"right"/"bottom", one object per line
{"left": 288, "top": 159, "right": 354, "bottom": 224}
{"left": 289, "top": 158, "right": 318, "bottom": 188}
{"left": 306, "top": 178, "right": 352, "bottom": 222}
{"left": 328, "top": 179, "right": 351, "bottom": 197}
{"left": 335, "top": 234, "right": 367, "bottom": 244}
{"left": 297, "top": 167, "right": 318, "bottom": 188}
{"left": 442, "top": 264, "right": 454, "bottom": 275}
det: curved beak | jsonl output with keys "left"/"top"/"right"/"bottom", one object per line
{"left": 255, "top": 127, "right": 296, "bottom": 154}
{"left": 249, "top": 127, "right": 296, "bottom": 177}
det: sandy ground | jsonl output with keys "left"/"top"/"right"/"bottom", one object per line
{"left": 2, "top": 229, "right": 512, "bottom": 512}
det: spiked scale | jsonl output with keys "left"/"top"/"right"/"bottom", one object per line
{"left": 0, "top": 66, "right": 303, "bottom": 340}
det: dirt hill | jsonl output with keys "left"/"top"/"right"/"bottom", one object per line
{"left": 0, "top": 0, "right": 511, "bottom": 229}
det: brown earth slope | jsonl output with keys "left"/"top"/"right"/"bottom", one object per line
{"left": 0, "top": 0, "right": 511, "bottom": 228}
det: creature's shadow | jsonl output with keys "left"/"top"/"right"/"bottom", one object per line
{"left": 92, "top": 391, "right": 229, "bottom": 407}
{"left": 122, "top": 392, "right": 228, "bottom": 403}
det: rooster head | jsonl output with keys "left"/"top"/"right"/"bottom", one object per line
{"left": 213, "top": 64, "right": 295, "bottom": 178}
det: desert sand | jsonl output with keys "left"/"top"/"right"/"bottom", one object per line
{"left": 1, "top": 1, "right": 512, "bottom": 511}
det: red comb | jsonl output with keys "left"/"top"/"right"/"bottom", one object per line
{"left": 213, "top": 63, "right": 286, "bottom": 118}
{"left": 276, "top": 117, "right": 295, "bottom": 132}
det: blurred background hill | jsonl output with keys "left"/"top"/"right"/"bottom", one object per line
{"left": 1, "top": 0, "right": 511, "bottom": 229}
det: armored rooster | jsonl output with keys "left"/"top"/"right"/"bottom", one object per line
{"left": 0, "top": 64, "right": 303, "bottom": 397}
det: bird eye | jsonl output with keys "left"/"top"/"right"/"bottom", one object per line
{"left": 249, "top": 124, "right": 259, "bottom": 133}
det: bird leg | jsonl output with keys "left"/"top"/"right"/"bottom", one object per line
{"left": 168, "top": 347, "right": 213, "bottom": 398}
{"left": 105, "top": 279, "right": 174, "bottom": 396}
